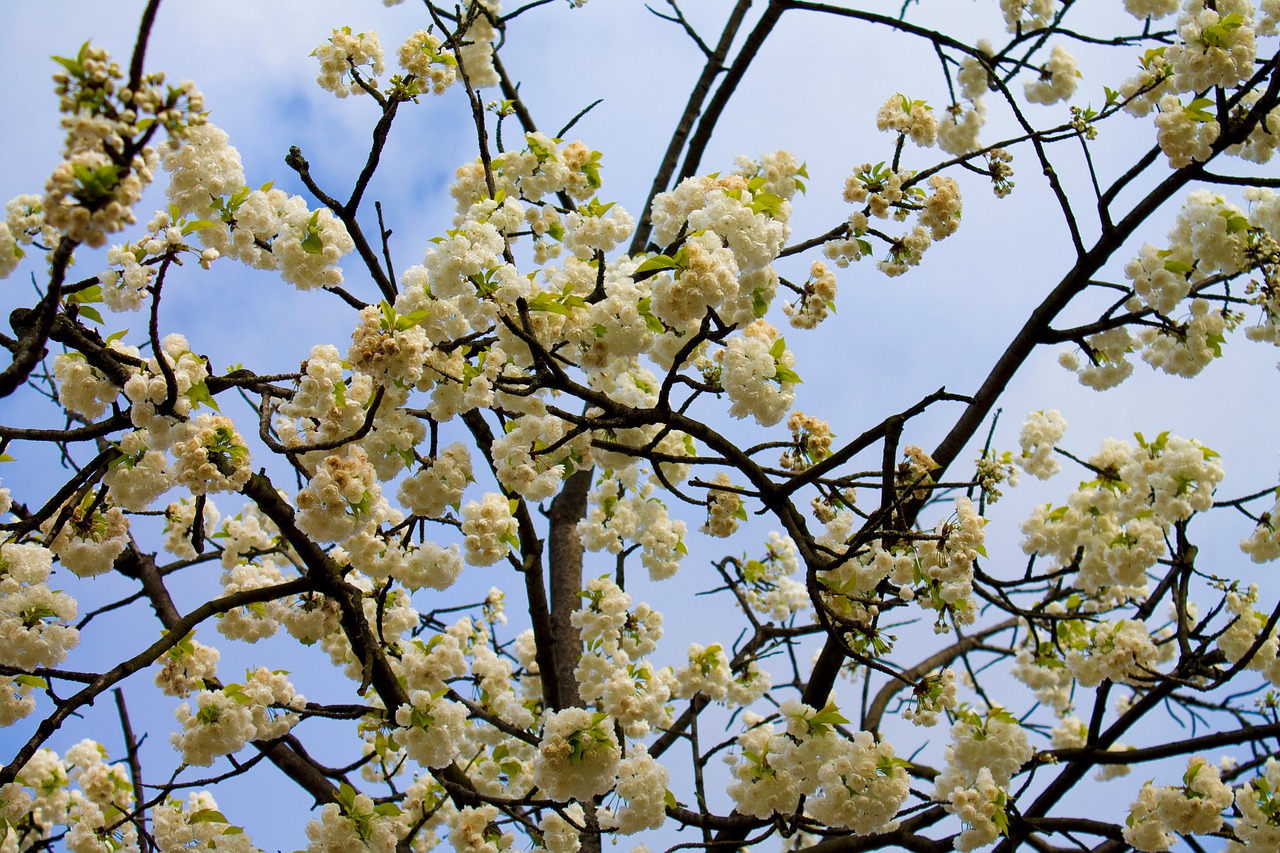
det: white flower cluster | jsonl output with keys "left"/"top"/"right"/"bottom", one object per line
{"left": 726, "top": 701, "right": 908, "bottom": 834}
{"left": 43, "top": 496, "right": 129, "bottom": 578}
{"left": 53, "top": 353, "right": 120, "bottom": 420}
{"left": 104, "top": 430, "right": 172, "bottom": 511}
{"left": 902, "top": 668, "right": 958, "bottom": 727}
{"left": 491, "top": 412, "right": 587, "bottom": 502}
{"left": 348, "top": 528, "right": 465, "bottom": 591}
{"left": 563, "top": 203, "right": 635, "bottom": 260}
{"left": 1049, "top": 716, "right": 1133, "bottom": 779}
{"left": 580, "top": 469, "right": 689, "bottom": 581}
{"left": 63, "top": 739, "right": 140, "bottom": 853}
{"left": 1241, "top": 487, "right": 1280, "bottom": 562}
{"left": 1155, "top": 93, "right": 1221, "bottom": 168}
{"left": 219, "top": 560, "right": 289, "bottom": 643}
{"left": 163, "top": 122, "right": 245, "bottom": 221}
{"left": 0, "top": 194, "right": 54, "bottom": 278}
{"left": 572, "top": 575, "right": 673, "bottom": 738}
{"left": 828, "top": 162, "right": 964, "bottom": 276}
{"left": 650, "top": 171, "right": 791, "bottom": 278}
{"left": 933, "top": 708, "right": 1033, "bottom": 852}
{"left": 598, "top": 747, "right": 668, "bottom": 834}
{"left": 397, "top": 30, "right": 457, "bottom": 95}
{"left": 458, "top": 1, "right": 501, "bottom": 89}
{"left": 737, "top": 532, "right": 809, "bottom": 621}
{"left": 1215, "top": 584, "right": 1280, "bottom": 685}
{"left": 454, "top": 132, "right": 598, "bottom": 213}
{"left": 98, "top": 211, "right": 218, "bottom": 313}
{"left": 720, "top": 320, "right": 797, "bottom": 427}
{"left": 1010, "top": 642, "right": 1075, "bottom": 714}
{"left": 650, "top": 234, "right": 741, "bottom": 328}
{"left": 922, "top": 498, "right": 984, "bottom": 627}
{"left": 1124, "top": 756, "right": 1233, "bottom": 851}
{"left": 1021, "top": 432, "right": 1223, "bottom": 600}
{"left": 314, "top": 27, "right": 385, "bottom": 98}
{"left": 539, "top": 803, "right": 583, "bottom": 853}
{"left": 348, "top": 304, "right": 431, "bottom": 387}
{"left": 1024, "top": 45, "right": 1080, "bottom": 105}
{"left": 1124, "top": 0, "right": 1179, "bottom": 18}
{"left": 172, "top": 667, "right": 304, "bottom": 766}
{"left": 702, "top": 472, "right": 744, "bottom": 538}
{"left": 0, "top": 674, "right": 36, "bottom": 725}
{"left": 170, "top": 413, "right": 252, "bottom": 495}
{"left": 14, "top": 747, "right": 73, "bottom": 840}
{"left": 306, "top": 787, "right": 399, "bottom": 853}
{"left": 1066, "top": 618, "right": 1170, "bottom": 687}
{"left": 154, "top": 632, "right": 220, "bottom": 697}
{"left": 1001, "top": 0, "right": 1057, "bottom": 32}
{"left": 1165, "top": 1, "right": 1258, "bottom": 93}
{"left": 783, "top": 261, "right": 838, "bottom": 329}
{"left": 162, "top": 122, "right": 354, "bottom": 290}
{"left": 1233, "top": 757, "right": 1280, "bottom": 849}
{"left": 44, "top": 42, "right": 203, "bottom": 249}
{"left": 1018, "top": 409, "right": 1067, "bottom": 479}
{"left": 1228, "top": 90, "right": 1280, "bottom": 163}
{"left": 861, "top": 498, "right": 983, "bottom": 633}
{"left": 296, "top": 447, "right": 387, "bottom": 542}
{"left": 394, "top": 690, "right": 467, "bottom": 769}
{"left": 0, "top": 541, "right": 79, "bottom": 670}
{"left": 460, "top": 493, "right": 518, "bottom": 566}
{"left": 876, "top": 95, "right": 938, "bottom": 148}
{"left": 122, "top": 333, "right": 206, "bottom": 447}
{"left": 450, "top": 804, "right": 513, "bottom": 853}
{"left": 532, "top": 707, "right": 621, "bottom": 802}
{"left": 1058, "top": 187, "right": 1263, "bottom": 387}
{"left": 152, "top": 792, "right": 256, "bottom": 853}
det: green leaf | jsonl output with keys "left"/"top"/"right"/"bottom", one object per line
{"left": 751, "top": 288, "right": 769, "bottom": 319}
{"left": 1223, "top": 212, "right": 1251, "bottom": 234}
{"left": 638, "top": 297, "right": 666, "bottom": 334}
{"left": 634, "top": 255, "right": 680, "bottom": 275}
{"left": 773, "top": 366, "right": 803, "bottom": 385}
{"left": 338, "top": 782, "right": 357, "bottom": 809}
{"left": 527, "top": 292, "right": 572, "bottom": 316}
{"left": 991, "top": 789, "right": 1010, "bottom": 836}
{"left": 299, "top": 211, "right": 324, "bottom": 255}
{"left": 748, "top": 191, "right": 785, "bottom": 217}
{"left": 876, "top": 755, "right": 911, "bottom": 776}
{"left": 581, "top": 150, "right": 604, "bottom": 189}
{"left": 70, "top": 162, "right": 123, "bottom": 205}
{"left": 743, "top": 559, "right": 767, "bottom": 583}
{"left": 74, "top": 304, "right": 104, "bottom": 325}
{"left": 583, "top": 198, "right": 616, "bottom": 218}
{"left": 808, "top": 702, "right": 850, "bottom": 732}
{"left": 181, "top": 219, "right": 217, "bottom": 236}
{"left": 1183, "top": 97, "right": 1217, "bottom": 123}
{"left": 189, "top": 809, "right": 229, "bottom": 824}
{"left": 186, "top": 381, "right": 220, "bottom": 413}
